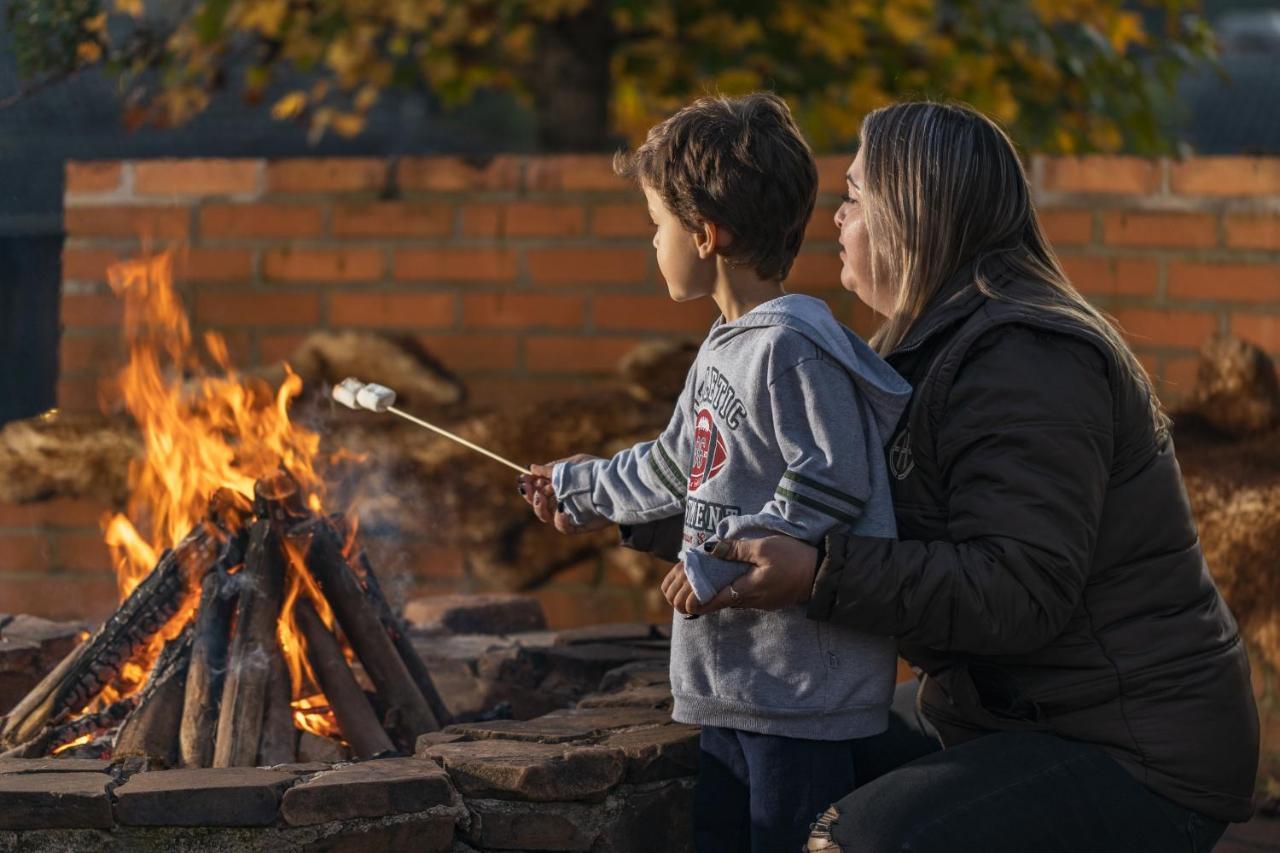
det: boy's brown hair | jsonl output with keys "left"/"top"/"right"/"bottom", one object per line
{"left": 614, "top": 92, "right": 818, "bottom": 283}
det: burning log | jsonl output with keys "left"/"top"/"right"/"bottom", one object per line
{"left": 356, "top": 550, "right": 452, "bottom": 727}
{"left": 294, "top": 518, "right": 439, "bottom": 744}
{"left": 293, "top": 596, "right": 394, "bottom": 759}
{"left": 113, "top": 628, "right": 193, "bottom": 767}
{"left": 257, "top": 644, "right": 297, "bottom": 766}
{"left": 178, "top": 567, "right": 234, "bottom": 768}
{"left": 0, "top": 514, "right": 243, "bottom": 749}
{"left": 213, "top": 519, "right": 286, "bottom": 768}
{"left": 0, "top": 698, "right": 136, "bottom": 759}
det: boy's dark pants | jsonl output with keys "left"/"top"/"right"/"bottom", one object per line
{"left": 694, "top": 726, "right": 857, "bottom": 853}
{"left": 817, "top": 680, "right": 1231, "bottom": 853}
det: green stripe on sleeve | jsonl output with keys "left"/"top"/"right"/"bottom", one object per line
{"left": 647, "top": 453, "right": 685, "bottom": 500}
{"left": 655, "top": 441, "right": 684, "bottom": 485}
{"left": 775, "top": 487, "right": 859, "bottom": 525}
{"left": 781, "top": 471, "right": 866, "bottom": 510}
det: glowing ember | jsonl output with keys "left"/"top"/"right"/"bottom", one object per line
{"left": 51, "top": 733, "right": 95, "bottom": 756}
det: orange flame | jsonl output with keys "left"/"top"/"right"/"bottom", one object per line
{"left": 51, "top": 733, "right": 95, "bottom": 756}
{"left": 103, "top": 252, "right": 323, "bottom": 590}
{"left": 87, "top": 251, "right": 350, "bottom": 741}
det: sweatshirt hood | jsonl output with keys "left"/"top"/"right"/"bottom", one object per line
{"left": 707, "top": 294, "right": 911, "bottom": 440}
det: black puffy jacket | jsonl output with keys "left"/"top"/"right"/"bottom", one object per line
{"left": 806, "top": 272, "right": 1259, "bottom": 822}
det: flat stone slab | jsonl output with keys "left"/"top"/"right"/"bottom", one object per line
{"left": 577, "top": 684, "right": 673, "bottom": 710}
{"left": 308, "top": 814, "right": 455, "bottom": 853}
{"left": 114, "top": 767, "right": 297, "bottom": 826}
{"left": 281, "top": 757, "right": 454, "bottom": 826}
{"left": 444, "top": 706, "right": 671, "bottom": 744}
{"left": 533, "top": 643, "right": 669, "bottom": 691}
{"left": 600, "top": 724, "right": 700, "bottom": 783}
{"left": 405, "top": 594, "right": 546, "bottom": 635}
{"left": 555, "top": 623, "right": 659, "bottom": 645}
{"left": 0, "top": 758, "right": 110, "bottom": 774}
{"left": 0, "top": 771, "right": 113, "bottom": 829}
{"left": 420, "top": 740, "right": 624, "bottom": 802}
{"left": 599, "top": 662, "right": 671, "bottom": 693}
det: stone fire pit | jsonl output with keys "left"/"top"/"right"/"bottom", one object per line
{"left": 0, "top": 596, "right": 696, "bottom": 852}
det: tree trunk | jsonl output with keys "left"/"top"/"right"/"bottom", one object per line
{"left": 530, "top": 5, "right": 615, "bottom": 152}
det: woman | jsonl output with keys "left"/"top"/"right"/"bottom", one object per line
{"left": 529, "top": 101, "right": 1259, "bottom": 852}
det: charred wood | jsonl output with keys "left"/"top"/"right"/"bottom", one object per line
{"left": 292, "top": 596, "right": 393, "bottom": 760}
{"left": 213, "top": 519, "right": 285, "bottom": 767}
{"left": 113, "top": 628, "right": 193, "bottom": 767}
{"left": 293, "top": 518, "right": 438, "bottom": 745}
{"left": 256, "top": 643, "right": 297, "bottom": 766}
{"left": 357, "top": 550, "right": 451, "bottom": 726}
{"left": 0, "top": 514, "right": 243, "bottom": 749}
{"left": 178, "top": 567, "right": 234, "bottom": 768}
{"left": 0, "top": 698, "right": 136, "bottom": 759}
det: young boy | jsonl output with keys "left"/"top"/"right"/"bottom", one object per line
{"left": 521, "top": 93, "right": 910, "bottom": 851}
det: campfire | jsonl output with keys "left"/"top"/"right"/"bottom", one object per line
{"left": 0, "top": 253, "right": 446, "bottom": 766}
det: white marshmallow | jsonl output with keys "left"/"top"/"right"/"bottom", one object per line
{"left": 332, "top": 377, "right": 364, "bottom": 410}
{"left": 356, "top": 383, "right": 396, "bottom": 412}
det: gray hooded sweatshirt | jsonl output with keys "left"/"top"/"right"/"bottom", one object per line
{"left": 553, "top": 294, "right": 911, "bottom": 739}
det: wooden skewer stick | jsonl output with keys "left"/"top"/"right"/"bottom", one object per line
{"left": 334, "top": 377, "right": 530, "bottom": 475}
{"left": 386, "top": 406, "right": 530, "bottom": 475}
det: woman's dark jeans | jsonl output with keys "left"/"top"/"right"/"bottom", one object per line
{"left": 810, "top": 681, "right": 1229, "bottom": 852}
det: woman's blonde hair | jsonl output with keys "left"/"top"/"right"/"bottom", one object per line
{"left": 860, "top": 101, "right": 1167, "bottom": 432}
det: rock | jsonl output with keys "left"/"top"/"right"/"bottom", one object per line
{"left": 598, "top": 662, "right": 671, "bottom": 693}
{"left": 113, "top": 767, "right": 297, "bottom": 826}
{"left": 595, "top": 779, "right": 696, "bottom": 853}
{"left": 599, "top": 725, "right": 700, "bottom": 783}
{"left": 420, "top": 740, "right": 624, "bottom": 802}
{"left": 0, "top": 615, "right": 85, "bottom": 714}
{"left": 444, "top": 707, "right": 671, "bottom": 744}
{"left": 307, "top": 815, "right": 456, "bottom": 853}
{"left": 281, "top": 757, "right": 455, "bottom": 826}
{"left": 617, "top": 339, "right": 700, "bottom": 404}
{"left": 1188, "top": 334, "right": 1280, "bottom": 438}
{"left": 416, "top": 732, "right": 467, "bottom": 750}
{"left": 0, "top": 758, "right": 110, "bottom": 774}
{"left": 464, "top": 798, "right": 600, "bottom": 851}
{"left": 298, "top": 732, "right": 350, "bottom": 764}
{"left": 577, "top": 684, "right": 673, "bottom": 710}
{"left": 531, "top": 644, "right": 669, "bottom": 695}
{"left": 554, "top": 623, "right": 658, "bottom": 646}
{"left": 0, "top": 772, "right": 112, "bottom": 829}
{"left": 405, "top": 594, "right": 547, "bottom": 635}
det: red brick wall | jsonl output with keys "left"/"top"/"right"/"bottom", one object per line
{"left": 6, "top": 153, "right": 1278, "bottom": 624}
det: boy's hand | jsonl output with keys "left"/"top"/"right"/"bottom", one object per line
{"left": 660, "top": 562, "right": 699, "bottom": 615}
{"left": 518, "top": 455, "right": 610, "bottom": 535}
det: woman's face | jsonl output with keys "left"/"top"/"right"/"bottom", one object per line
{"left": 835, "top": 148, "right": 895, "bottom": 317}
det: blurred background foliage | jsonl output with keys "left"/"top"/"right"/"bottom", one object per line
{"left": 6, "top": 0, "right": 1219, "bottom": 153}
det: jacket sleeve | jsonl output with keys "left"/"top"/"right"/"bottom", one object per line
{"left": 807, "top": 328, "right": 1115, "bottom": 655}
{"left": 552, "top": 367, "right": 693, "bottom": 528}
{"left": 684, "top": 356, "right": 871, "bottom": 603}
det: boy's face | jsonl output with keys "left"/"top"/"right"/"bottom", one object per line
{"left": 643, "top": 183, "right": 717, "bottom": 302}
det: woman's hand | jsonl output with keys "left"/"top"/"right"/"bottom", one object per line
{"left": 688, "top": 536, "right": 821, "bottom": 614}
{"left": 517, "top": 455, "right": 610, "bottom": 535}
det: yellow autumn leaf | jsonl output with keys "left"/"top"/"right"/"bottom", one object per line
{"left": 354, "top": 85, "right": 378, "bottom": 112}
{"left": 1106, "top": 12, "right": 1147, "bottom": 54}
{"left": 84, "top": 12, "right": 108, "bottom": 33}
{"left": 236, "top": 0, "right": 289, "bottom": 36}
{"left": 882, "top": 0, "right": 934, "bottom": 44}
{"left": 114, "top": 0, "right": 143, "bottom": 16}
{"left": 331, "top": 111, "right": 365, "bottom": 138}
{"left": 271, "top": 91, "right": 307, "bottom": 120}
{"left": 76, "top": 40, "right": 103, "bottom": 63}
